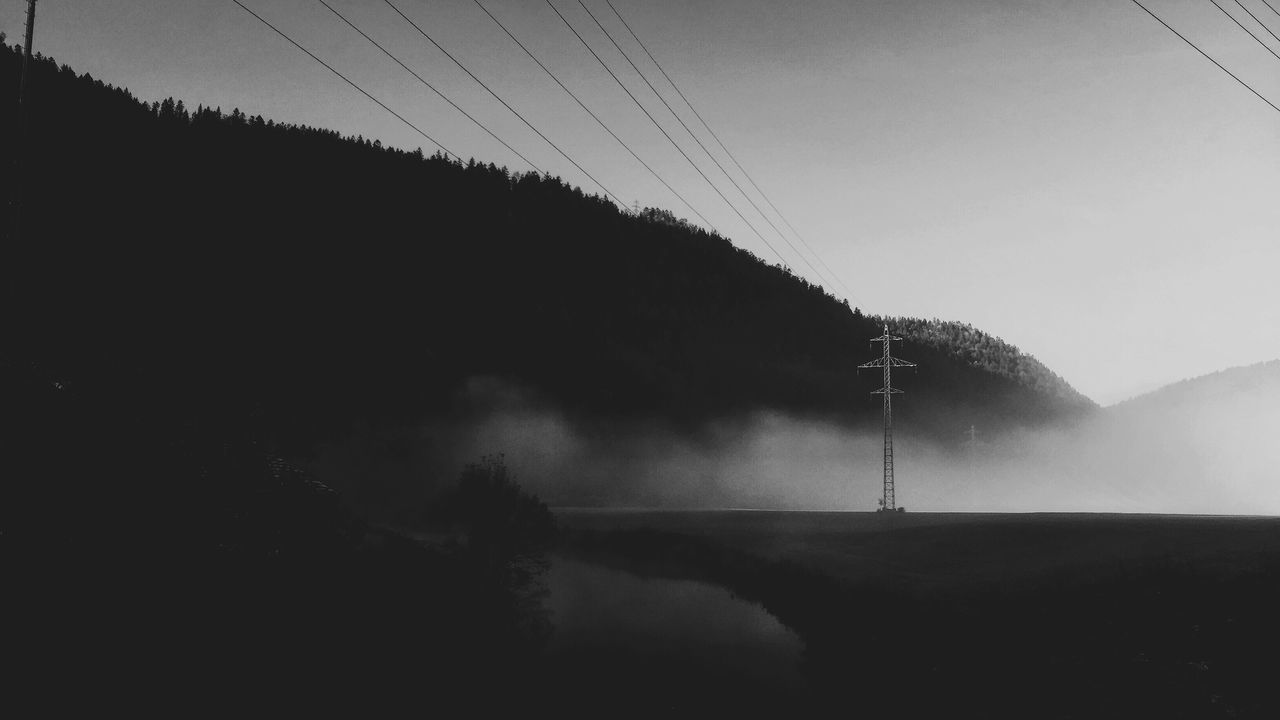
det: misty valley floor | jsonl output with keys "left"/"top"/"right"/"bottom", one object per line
{"left": 545, "top": 510, "right": 1280, "bottom": 717}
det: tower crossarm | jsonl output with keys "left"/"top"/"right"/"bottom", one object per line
{"left": 858, "top": 356, "right": 917, "bottom": 369}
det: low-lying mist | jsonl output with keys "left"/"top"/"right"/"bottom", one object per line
{"left": 309, "top": 371, "right": 1280, "bottom": 519}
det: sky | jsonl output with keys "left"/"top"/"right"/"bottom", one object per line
{"left": 4, "top": 0, "right": 1277, "bottom": 405}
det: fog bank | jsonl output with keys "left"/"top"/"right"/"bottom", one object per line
{"left": 311, "top": 372, "right": 1280, "bottom": 518}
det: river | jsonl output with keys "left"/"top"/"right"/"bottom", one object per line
{"left": 536, "top": 554, "right": 806, "bottom": 708}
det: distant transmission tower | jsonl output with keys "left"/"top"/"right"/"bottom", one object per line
{"left": 858, "top": 325, "right": 916, "bottom": 511}
{"left": 10, "top": 0, "right": 37, "bottom": 254}
{"left": 18, "top": 1, "right": 37, "bottom": 109}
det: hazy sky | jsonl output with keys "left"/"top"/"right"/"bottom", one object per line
{"left": 5, "top": 0, "right": 1277, "bottom": 404}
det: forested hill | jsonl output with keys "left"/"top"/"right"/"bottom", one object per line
{"left": 1, "top": 42, "right": 1091, "bottom": 463}
{"left": 876, "top": 317, "right": 1096, "bottom": 411}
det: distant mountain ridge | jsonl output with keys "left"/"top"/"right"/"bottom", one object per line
{"left": 1077, "top": 358, "right": 1280, "bottom": 515}
{"left": 1111, "top": 360, "right": 1280, "bottom": 413}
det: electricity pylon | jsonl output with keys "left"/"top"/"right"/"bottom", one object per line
{"left": 19, "top": 1, "right": 37, "bottom": 99}
{"left": 11, "top": 0, "right": 37, "bottom": 257}
{"left": 858, "top": 325, "right": 916, "bottom": 511}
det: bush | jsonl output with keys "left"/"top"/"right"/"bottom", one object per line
{"left": 429, "top": 454, "right": 556, "bottom": 555}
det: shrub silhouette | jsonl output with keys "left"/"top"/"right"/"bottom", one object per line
{"left": 429, "top": 455, "right": 556, "bottom": 562}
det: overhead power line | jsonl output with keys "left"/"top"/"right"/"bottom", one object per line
{"left": 469, "top": 0, "right": 718, "bottom": 231}
{"left": 1128, "top": 0, "right": 1280, "bottom": 114}
{"left": 576, "top": 0, "right": 803, "bottom": 272}
{"left": 383, "top": 0, "right": 625, "bottom": 208}
{"left": 603, "top": 0, "right": 857, "bottom": 303}
{"left": 230, "top": 0, "right": 458, "bottom": 159}
{"left": 1263, "top": 0, "right": 1280, "bottom": 19}
{"left": 1233, "top": 0, "right": 1280, "bottom": 45}
{"left": 316, "top": 0, "right": 543, "bottom": 172}
{"left": 1209, "top": 0, "right": 1280, "bottom": 60}
{"left": 545, "top": 0, "right": 790, "bottom": 269}
{"left": 12, "top": 0, "right": 37, "bottom": 247}
{"left": 605, "top": 0, "right": 854, "bottom": 301}
{"left": 593, "top": 1, "right": 834, "bottom": 289}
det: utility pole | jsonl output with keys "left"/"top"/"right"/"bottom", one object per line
{"left": 9, "top": 0, "right": 37, "bottom": 292}
{"left": 18, "top": 0, "right": 37, "bottom": 108}
{"left": 858, "top": 324, "right": 916, "bottom": 511}
{"left": 12, "top": 0, "right": 37, "bottom": 244}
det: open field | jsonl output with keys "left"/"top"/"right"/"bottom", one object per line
{"left": 556, "top": 510, "right": 1280, "bottom": 593}
{"left": 554, "top": 509, "right": 1280, "bottom": 717}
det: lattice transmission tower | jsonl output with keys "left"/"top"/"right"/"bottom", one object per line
{"left": 12, "top": 0, "right": 37, "bottom": 246}
{"left": 858, "top": 325, "right": 916, "bottom": 511}
{"left": 19, "top": 1, "right": 37, "bottom": 107}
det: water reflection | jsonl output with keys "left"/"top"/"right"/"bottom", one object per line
{"left": 538, "top": 554, "right": 805, "bottom": 708}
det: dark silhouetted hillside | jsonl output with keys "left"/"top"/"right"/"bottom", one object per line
{"left": 0, "top": 43, "right": 1098, "bottom": 529}
{"left": 2, "top": 43, "right": 1089, "bottom": 434}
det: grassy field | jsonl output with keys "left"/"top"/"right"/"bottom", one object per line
{"left": 554, "top": 509, "right": 1280, "bottom": 717}
{"left": 557, "top": 510, "right": 1280, "bottom": 592}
